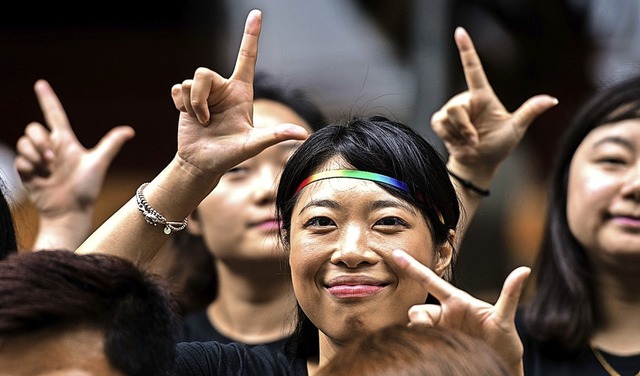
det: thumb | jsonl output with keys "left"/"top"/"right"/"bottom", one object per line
{"left": 511, "top": 95, "right": 559, "bottom": 134}
{"left": 93, "top": 126, "right": 136, "bottom": 163}
{"left": 245, "top": 123, "right": 309, "bottom": 155}
{"left": 493, "top": 266, "right": 531, "bottom": 323}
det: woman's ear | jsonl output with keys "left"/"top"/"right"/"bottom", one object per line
{"left": 186, "top": 209, "right": 203, "bottom": 235}
{"left": 434, "top": 230, "right": 455, "bottom": 277}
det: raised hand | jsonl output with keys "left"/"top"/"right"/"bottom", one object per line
{"left": 392, "top": 249, "right": 530, "bottom": 376}
{"left": 431, "top": 27, "right": 558, "bottom": 175}
{"left": 14, "top": 79, "right": 134, "bottom": 250}
{"left": 171, "top": 9, "right": 309, "bottom": 181}
{"left": 76, "top": 10, "right": 309, "bottom": 264}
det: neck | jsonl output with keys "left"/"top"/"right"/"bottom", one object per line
{"left": 207, "top": 258, "right": 296, "bottom": 345}
{"left": 591, "top": 264, "right": 640, "bottom": 355}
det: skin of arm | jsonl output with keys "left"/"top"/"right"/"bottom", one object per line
{"left": 433, "top": 27, "right": 558, "bottom": 247}
{"left": 14, "top": 80, "right": 134, "bottom": 251}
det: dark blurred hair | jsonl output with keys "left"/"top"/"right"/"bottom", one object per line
{"left": 276, "top": 115, "right": 460, "bottom": 358}
{"left": 316, "top": 324, "right": 509, "bottom": 376}
{"left": 0, "top": 250, "right": 180, "bottom": 376}
{"left": 523, "top": 75, "right": 640, "bottom": 350}
{"left": 0, "top": 179, "right": 18, "bottom": 260}
{"left": 166, "top": 71, "right": 327, "bottom": 315}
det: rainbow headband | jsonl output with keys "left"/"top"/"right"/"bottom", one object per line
{"left": 293, "top": 170, "right": 445, "bottom": 225}
{"left": 294, "top": 170, "right": 409, "bottom": 195}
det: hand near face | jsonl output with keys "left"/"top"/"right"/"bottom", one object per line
{"left": 170, "top": 10, "right": 309, "bottom": 180}
{"left": 15, "top": 79, "right": 134, "bottom": 250}
{"left": 392, "top": 249, "right": 530, "bottom": 376}
{"left": 431, "top": 27, "right": 558, "bottom": 174}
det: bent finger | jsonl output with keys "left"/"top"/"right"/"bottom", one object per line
{"left": 23, "top": 123, "right": 54, "bottom": 161}
{"left": 172, "top": 83, "right": 186, "bottom": 112}
{"left": 447, "top": 105, "right": 478, "bottom": 145}
{"left": 408, "top": 304, "right": 443, "bottom": 327}
{"left": 16, "top": 136, "right": 43, "bottom": 166}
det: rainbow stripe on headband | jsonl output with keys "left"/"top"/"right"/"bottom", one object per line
{"left": 294, "top": 170, "right": 409, "bottom": 195}
{"left": 293, "top": 169, "right": 445, "bottom": 225}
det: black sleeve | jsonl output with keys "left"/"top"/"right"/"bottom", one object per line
{"left": 175, "top": 341, "right": 305, "bottom": 376}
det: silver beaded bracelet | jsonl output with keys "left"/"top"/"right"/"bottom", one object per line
{"left": 135, "top": 183, "right": 188, "bottom": 235}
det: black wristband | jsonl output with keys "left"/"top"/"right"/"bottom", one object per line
{"left": 447, "top": 170, "right": 491, "bottom": 197}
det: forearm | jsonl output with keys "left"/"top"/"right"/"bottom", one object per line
{"left": 76, "top": 154, "right": 221, "bottom": 267}
{"left": 447, "top": 158, "right": 498, "bottom": 249}
{"left": 32, "top": 210, "right": 95, "bottom": 251}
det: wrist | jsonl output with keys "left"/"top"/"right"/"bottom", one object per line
{"left": 141, "top": 155, "right": 223, "bottom": 222}
{"left": 446, "top": 158, "right": 498, "bottom": 195}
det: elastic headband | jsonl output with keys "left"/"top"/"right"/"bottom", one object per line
{"left": 293, "top": 169, "right": 445, "bottom": 225}
{"left": 294, "top": 170, "right": 409, "bottom": 195}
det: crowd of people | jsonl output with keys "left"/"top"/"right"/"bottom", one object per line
{"left": 1, "top": 8, "right": 639, "bottom": 376}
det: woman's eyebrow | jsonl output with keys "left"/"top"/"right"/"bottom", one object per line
{"left": 298, "top": 199, "right": 339, "bottom": 215}
{"left": 368, "top": 199, "right": 417, "bottom": 214}
{"left": 592, "top": 135, "right": 635, "bottom": 150}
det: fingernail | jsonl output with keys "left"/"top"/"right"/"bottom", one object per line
{"left": 44, "top": 149, "right": 55, "bottom": 161}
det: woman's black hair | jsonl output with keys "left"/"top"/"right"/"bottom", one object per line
{"left": 0, "top": 178, "right": 18, "bottom": 260}
{"left": 523, "top": 75, "right": 640, "bottom": 351}
{"left": 276, "top": 115, "right": 460, "bottom": 358}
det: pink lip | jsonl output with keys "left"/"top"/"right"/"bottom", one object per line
{"left": 325, "top": 276, "right": 388, "bottom": 298}
{"left": 327, "top": 284, "right": 385, "bottom": 298}
{"left": 254, "top": 219, "right": 280, "bottom": 231}
{"left": 612, "top": 216, "right": 640, "bottom": 228}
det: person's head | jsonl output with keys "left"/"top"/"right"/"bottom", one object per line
{"left": 0, "top": 178, "right": 18, "bottom": 260}
{"left": 316, "top": 324, "right": 509, "bottom": 376}
{"left": 0, "top": 250, "right": 180, "bottom": 375}
{"left": 276, "top": 115, "right": 460, "bottom": 355}
{"left": 166, "top": 71, "right": 327, "bottom": 312}
{"left": 525, "top": 75, "right": 640, "bottom": 349}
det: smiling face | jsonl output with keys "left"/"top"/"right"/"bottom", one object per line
{"left": 567, "top": 119, "right": 640, "bottom": 265}
{"left": 188, "top": 99, "right": 310, "bottom": 263}
{"left": 289, "top": 160, "right": 452, "bottom": 347}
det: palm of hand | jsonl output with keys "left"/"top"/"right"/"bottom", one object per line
{"left": 176, "top": 80, "right": 257, "bottom": 177}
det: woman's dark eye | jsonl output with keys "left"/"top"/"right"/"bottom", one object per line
{"left": 304, "top": 217, "right": 335, "bottom": 227}
{"left": 375, "top": 217, "right": 408, "bottom": 226}
{"left": 227, "top": 167, "right": 249, "bottom": 174}
{"left": 597, "top": 157, "right": 627, "bottom": 166}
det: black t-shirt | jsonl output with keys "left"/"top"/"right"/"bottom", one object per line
{"left": 175, "top": 341, "right": 308, "bottom": 376}
{"left": 516, "top": 310, "right": 640, "bottom": 375}
{"left": 180, "top": 309, "right": 289, "bottom": 353}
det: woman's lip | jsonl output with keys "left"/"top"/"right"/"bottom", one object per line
{"left": 253, "top": 219, "right": 280, "bottom": 231}
{"left": 327, "top": 284, "right": 386, "bottom": 298}
{"left": 611, "top": 215, "right": 640, "bottom": 228}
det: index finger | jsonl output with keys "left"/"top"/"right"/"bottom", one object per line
{"left": 454, "top": 27, "right": 491, "bottom": 93}
{"left": 230, "top": 9, "right": 262, "bottom": 84}
{"left": 392, "top": 249, "right": 455, "bottom": 302}
{"left": 33, "top": 80, "right": 73, "bottom": 133}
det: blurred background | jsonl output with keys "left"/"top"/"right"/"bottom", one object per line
{"left": 2, "top": 0, "right": 640, "bottom": 301}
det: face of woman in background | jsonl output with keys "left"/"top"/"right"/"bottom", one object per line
{"left": 187, "top": 99, "right": 310, "bottom": 264}
{"left": 567, "top": 119, "right": 640, "bottom": 266}
{"left": 288, "top": 158, "right": 452, "bottom": 345}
